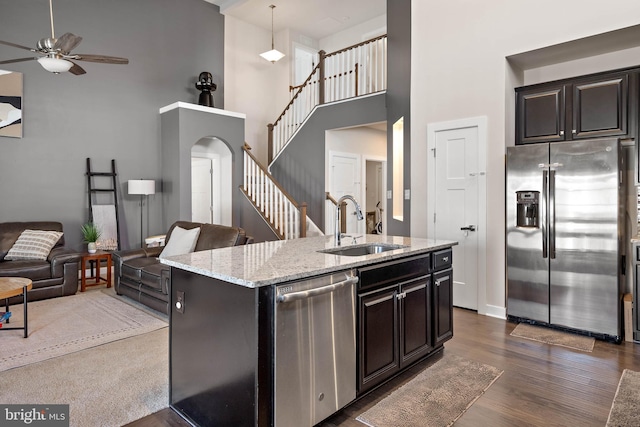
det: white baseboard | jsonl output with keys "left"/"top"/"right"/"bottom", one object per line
{"left": 484, "top": 304, "right": 506, "bottom": 320}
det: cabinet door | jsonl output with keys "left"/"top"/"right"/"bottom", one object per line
{"left": 358, "top": 286, "right": 399, "bottom": 394}
{"left": 399, "top": 277, "right": 432, "bottom": 368}
{"left": 433, "top": 269, "right": 453, "bottom": 346}
{"left": 516, "top": 85, "right": 566, "bottom": 145}
{"left": 572, "top": 73, "right": 628, "bottom": 139}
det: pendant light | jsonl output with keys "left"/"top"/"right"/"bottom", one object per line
{"left": 260, "top": 4, "right": 285, "bottom": 63}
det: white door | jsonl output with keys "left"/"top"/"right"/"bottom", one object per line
{"left": 433, "top": 127, "right": 479, "bottom": 310}
{"left": 330, "top": 152, "right": 362, "bottom": 236}
{"left": 191, "top": 157, "right": 212, "bottom": 223}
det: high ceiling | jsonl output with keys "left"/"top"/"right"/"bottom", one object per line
{"left": 205, "top": 0, "right": 386, "bottom": 40}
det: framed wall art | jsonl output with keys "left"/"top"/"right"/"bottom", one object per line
{"left": 0, "top": 70, "right": 23, "bottom": 138}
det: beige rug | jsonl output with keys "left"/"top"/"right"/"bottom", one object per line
{"left": 0, "top": 328, "right": 168, "bottom": 427}
{"left": 0, "top": 290, "right": 168, "bottom": 372}
{"left": 510, "top": 323, "right": 595, "bottom": 352}
{"left": 606, "top": 369, "right": 640, "bottom": 426}
{"left": 356, "top": 353, "right": 503, "bottom": 427}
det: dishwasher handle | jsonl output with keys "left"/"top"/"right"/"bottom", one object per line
{"left": 276, "top": 276, "right": 359, "bottom": 303}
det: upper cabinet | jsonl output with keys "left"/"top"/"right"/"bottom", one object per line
{"left": 516, "top": 70, "right": 636, "bottom": 145}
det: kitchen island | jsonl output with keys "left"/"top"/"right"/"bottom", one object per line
{"left": 161, "top": 234, "right": 457, "bottom": 426}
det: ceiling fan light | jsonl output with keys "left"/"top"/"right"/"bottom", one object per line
{"left": 260, "top": 49, "right": 285, "bottom": 63}
{"left": 37, "top": 56, "right": 73, "bottom": 73}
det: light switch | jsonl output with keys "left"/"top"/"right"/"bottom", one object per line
{"left": 387, "top": 190, "right": 392, "bottom": 199}
{"left": 404, "top": 189, "right": 411, "bottom": 199}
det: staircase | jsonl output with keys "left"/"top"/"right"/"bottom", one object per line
{"left": 241, "top": 35, "right": 388, "bottom": 240}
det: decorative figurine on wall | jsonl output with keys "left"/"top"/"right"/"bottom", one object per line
{"left": 195, "top": 72, "right": 216, "bottom": 107}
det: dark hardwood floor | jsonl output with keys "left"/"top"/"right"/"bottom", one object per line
{"left": 126, "top": 308, "right": 640, "bottom": 426}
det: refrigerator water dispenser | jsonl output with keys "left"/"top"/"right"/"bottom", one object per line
{"left": 516, "top": 191, "right": 539, "bottom": 228}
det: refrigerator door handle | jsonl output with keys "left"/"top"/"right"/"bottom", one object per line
{"left": 549, "top": 169, "right": 556, "bottom": 259}
{"left": 542, "top": 170, "right": 548, "bottom": 259}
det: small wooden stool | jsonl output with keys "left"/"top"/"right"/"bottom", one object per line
{"left": 80, "top": 251, "right": 112, "bottom": 292}
{"left": 0, "top": 277, "right": 32, "bottom": 338}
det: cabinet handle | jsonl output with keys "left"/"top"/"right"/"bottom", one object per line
{"left": 572, "top": 129, "right": 577, "bottom": 134}
{"left": 396, "top": 291, "right": 406, "bottom": 300}
{"left": 435, "top": 275, "right": 450, "bottom": 287}
{"left": 560, "top": 130, "right": 564, "bottom": 136}
{"left": 442, "top": 256, "right": 449, "bottom": 262}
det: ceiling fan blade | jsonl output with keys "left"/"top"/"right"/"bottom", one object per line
{"left": 68, "top": 61, "right": 86, "bottom": 75}
{"left": 54, "top": 32, "right": 82, "bottom": 53}
{"left": 0, "top": 57, "right": 37, "bottom": 65}
{"left": 0, "top": 40, "right": 35, "bottom": 52}
{"left": 74, "top": 54, "right": 129, "bottom": 64}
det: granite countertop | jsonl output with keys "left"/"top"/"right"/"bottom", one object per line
{"left": 160, "top": 234, "right": 457, "bottom": 288}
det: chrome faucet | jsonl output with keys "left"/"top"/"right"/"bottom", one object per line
{"left": 335, "top": 195, "right": 364, "bottom": 245}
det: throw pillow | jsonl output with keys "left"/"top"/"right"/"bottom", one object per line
{"left": 5, "top": 229, "right": 64, "bottom": 261}
{"left": 159, "top": 226, "right": 201, "bottom": 259}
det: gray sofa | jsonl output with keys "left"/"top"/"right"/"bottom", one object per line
{"left": 0, "top": 221, "right": 81, "bottom": 305}
{"left": 112, "top": 221, "right": 251, "bottom": 314}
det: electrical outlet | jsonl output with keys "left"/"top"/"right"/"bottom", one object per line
{"left": 176, "top": 290, "right": 185, "bottom": 314}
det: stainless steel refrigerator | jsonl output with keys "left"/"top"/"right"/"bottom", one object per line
{"left": 506, "top": 138, "right": 625, "bottom": 341}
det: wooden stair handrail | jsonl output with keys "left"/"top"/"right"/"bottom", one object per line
{"left": 326, "top": 192, "right": 347, "bottom": 234}
{"left": 243, "top": 143, "right": 307, "bottom": 239}
{"left": 271, "top": 60, "right": 323, "bottom": 128}
{"left": 243, "top": 144, "right": 301, "bottom": 209}
{"left": 324, "top": 34, "right": 387, "bottom": 58}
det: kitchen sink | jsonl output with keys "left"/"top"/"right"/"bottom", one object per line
{"left": 318, "top": 243, "right": 407, "bottom": 257}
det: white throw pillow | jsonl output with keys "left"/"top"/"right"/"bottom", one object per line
{"left": 159, "top": 226, "right": 201, "bottom": 259}
{"left": 5, "top": 229, "right": 63, "bottom": 261}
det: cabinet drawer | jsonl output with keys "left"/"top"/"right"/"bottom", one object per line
{"left": 635, "top": 243, "right": 640, "bottom": 261}
{"left": 358, "top": 255, "right": 430, "bottom": 292}
{"left": 433, "top": 249, "right": 452, "bottom": 271}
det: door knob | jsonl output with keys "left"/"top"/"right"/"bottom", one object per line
{"left": 460, "top": 225, "right": 476, "bottom": 232}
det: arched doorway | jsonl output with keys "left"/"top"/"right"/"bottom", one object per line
{"left": 191, "top": 137, "right": 233, "bottom": 226}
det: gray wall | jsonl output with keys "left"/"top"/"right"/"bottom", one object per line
{"left": 0, "top": 0, "right": 224, "bottom": 250}
{"left": 270, "top": 93, "right": 387, "bottom": 231}
{"left": 386, "top": 0, "right": 412, "bottom": 237}
{"left": 160, "top": 106, "right": 244, "bottom": 231}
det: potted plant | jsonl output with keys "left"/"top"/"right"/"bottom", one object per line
{"left": 81, "top": 222, "right": 101, "bottom": 254}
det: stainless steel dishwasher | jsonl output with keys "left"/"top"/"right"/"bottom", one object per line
{"left": 274, "top": 269, "right": 358, "bottom": 427}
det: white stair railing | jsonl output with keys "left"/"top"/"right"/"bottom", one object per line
{"left": 268, "top": 34, "right": 387, "bottom": 163}
{"left": 242, "top": 144, "right": 308, "bottom": 240}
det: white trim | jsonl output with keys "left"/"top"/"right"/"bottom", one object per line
{"left": 484, "top": 304, "right": 507, "bottom": 320}
{"left": 362, "top": 154, "right": 387, "bottom": 236}
{"left": 159, "top": 101, "right": 246, "bottom": 119}
{"left": 427, "top": 116, "right": 489, "bottom": 316}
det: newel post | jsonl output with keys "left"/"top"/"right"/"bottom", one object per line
{"left": 318, "top": 50, "right": 326, "bottom": 105}
{"left": 267, "top": 123, "right": 274, "bottom": 164}
{"left": 299, "top": 202, "right": 307, "bottom": 238}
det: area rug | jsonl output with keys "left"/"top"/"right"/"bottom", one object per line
{"left": 510, "top": 323, "right": 595, "bottom": 352}
{"left": 0, "top": 328, "right": 168, "bottom": 427}
{"left": 0, "top": 290, "right": 168, "bottom": 372}
{"left": 606, "top": 369, "right": 640, "bottom": 426}
{"left": 356, "top": 353, "right": 503, "bottom": 427}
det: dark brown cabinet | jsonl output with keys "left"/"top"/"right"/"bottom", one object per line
{"left": 433, "top": 269, "right": 453, "bottom": 346}
{"left": 516, "top": 85, "right": 566, "bottom": 144}
{"left": 357, "top": 250, "right": 454, "bottom": 395}
{"left": 516, "top": 70, "right": 634, "bottom": 145}
{"left": 359, "top": 285, "right": 399, "bottom": 393}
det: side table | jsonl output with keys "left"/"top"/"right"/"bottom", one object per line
{"left": 80, "top": 251, "right": 112, "bottom": 292}
{"left": 0, "top": 277, "right": 32, "bottom": 338}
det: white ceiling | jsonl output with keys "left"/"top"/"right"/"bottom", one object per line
{"left": 205, "top": 0, "right": 386, "bottom": 41}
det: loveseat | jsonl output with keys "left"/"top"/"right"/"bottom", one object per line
{"left": 0, "top": 221, "right": 81, "bottom": 305}
{"left": 112, "top": 221, "right": 252, "bottom": 314}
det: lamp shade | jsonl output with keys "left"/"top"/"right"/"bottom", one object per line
{"left": 260, "top": 49, "right": 285, "bottom": 63}
{"left": 37, "top": 57, "right": 73, "bottom": 73}
{"left": 128, "top": 179, "right": 156, "bottom": 195}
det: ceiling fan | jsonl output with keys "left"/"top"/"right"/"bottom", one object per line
{"left": 0, "top": 0, "right": 129, "bottom": 75}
